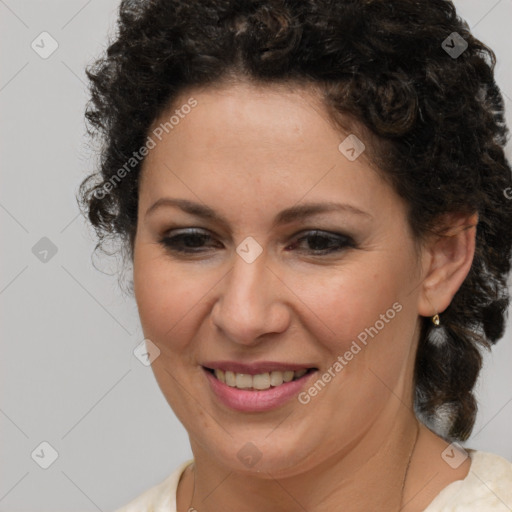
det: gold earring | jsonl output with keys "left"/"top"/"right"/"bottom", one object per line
{"left": 432, "top": 314, "right": 440, "bottom": 326}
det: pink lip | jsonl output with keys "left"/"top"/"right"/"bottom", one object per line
{"left": 202, "top": 360, "right": 315, "bottom": 375}
{"left": 203, "top": 367, "right": 316, "bottom": 412}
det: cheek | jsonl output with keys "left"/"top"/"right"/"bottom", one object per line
{"left": 297, "top": 257, "right": 417, "bottom": 407}
{"left": 133, "top": 248, "right": 211, "bottom": 351}
{"left": 294, "top": 259, "right": 404, "bottom": 352}
{"left": 134, "top": 245, "right": 261, "bottom": 373}
{"left": 297, "top": 267, "right": 414, "bottom": 430}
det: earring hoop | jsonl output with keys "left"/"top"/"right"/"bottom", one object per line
{"left": 432, "top": 314, "right": 440, "bottom": 326}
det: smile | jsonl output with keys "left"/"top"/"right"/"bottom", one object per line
{"left": 206, "top": 367, "right": 314, "bottom": 390}
{"left": 202, "top": 365, "right": 318, "bottom": 412}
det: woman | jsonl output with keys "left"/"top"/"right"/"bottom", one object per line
{"left": 78, "top": 0, "right": 512, "bottom": 510}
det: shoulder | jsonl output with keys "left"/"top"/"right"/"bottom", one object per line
{"left": 425, "top": 450, "right": 512, "bottom": 511}
{"left": 113, "top": 459, "right": 193, "bottom": 512}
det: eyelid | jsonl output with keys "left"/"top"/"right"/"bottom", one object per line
{"left": 293, "top": 228, "right": 351, "bottom": 238}
{"left": 159, "top": 227, "right": 355, "bottom": 258}
{"left": 161, "top": 227, "right": 353, "bottom": 243}
{"left": 291, "top": 229, "right": 354, "bottom": 243}
{"left": 165, "top": 227, "right": 209, "bottom": 235}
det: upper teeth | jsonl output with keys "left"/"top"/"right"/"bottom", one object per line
{"left": 213, "top": 369, "right": 308, "bottom": 390}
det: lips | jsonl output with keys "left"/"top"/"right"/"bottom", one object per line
{"left": 201, "top": 361, "right": 318, "bottom": 412}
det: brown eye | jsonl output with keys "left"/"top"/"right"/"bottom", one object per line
{"left": 159, "top": 229, "right": 222, "bottom": 253}
{"left": 287, "top": 230, "right": 354, "bottom": 255}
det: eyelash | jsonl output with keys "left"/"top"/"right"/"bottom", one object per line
{"left": 158, "top": 228, "right": 354, "bottom": 256}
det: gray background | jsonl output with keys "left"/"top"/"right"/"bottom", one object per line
{"left": 1, "top": 1, "right": 511, "bottom": 510}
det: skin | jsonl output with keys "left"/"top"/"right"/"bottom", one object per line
{"left": 132, "top": 81, "right": 476, "bottom": 511}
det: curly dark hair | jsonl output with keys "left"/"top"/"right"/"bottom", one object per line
{"left": 78, "top": 0, "right": 512, "bottom": 441}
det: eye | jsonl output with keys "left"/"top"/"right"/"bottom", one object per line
{"left": 286, "top": 230, "right": 353, "bottom": 255}
{"left": 159, "top": 228, "right": 222, "bottom": 253}
{"left": 159, "top": 228, "right": 354, "bottom": 256}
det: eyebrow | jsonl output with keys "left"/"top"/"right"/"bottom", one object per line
{"left": 145, "top": 197, "right": 373, "bottom": 227}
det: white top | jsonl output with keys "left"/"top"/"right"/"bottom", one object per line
{"left": 113, "top": 450, "right": 512, "bottom": 512}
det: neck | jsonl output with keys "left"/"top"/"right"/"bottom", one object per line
{"left": 184, "top": 410, "right": 420, "bottom": 512}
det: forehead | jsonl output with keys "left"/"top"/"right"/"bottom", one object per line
{"left": 137, "top": 81, "right": 399, "bottom": 227}
{"left": 146, "top": 83, "right": 336, "bottom": 159}
{"left": 142, "top": 82, "right": 373, "bottom": 174}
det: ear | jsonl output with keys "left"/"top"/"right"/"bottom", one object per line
{"left": 417, "top": 212, "right": 478, "bottom": 317}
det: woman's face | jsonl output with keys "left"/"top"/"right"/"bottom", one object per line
{"left": 133, "top": 82, "right": 426, "bottom": 476}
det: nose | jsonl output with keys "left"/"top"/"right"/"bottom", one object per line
{"left": 210, "top": 250, "right": 291, "bottom": 346}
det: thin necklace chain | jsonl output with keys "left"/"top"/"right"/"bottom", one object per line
{"left": 187, "top": 422, "right": 421, "bottom": 512}
{"left": 187, "top": 462, "right": 196, "bottom": 511}
{"left": 399, "top": 421, "right": 421, "bottom": 511}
